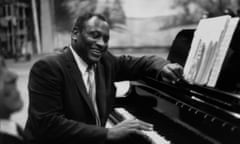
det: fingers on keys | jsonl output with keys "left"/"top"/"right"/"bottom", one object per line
{"left": 126, "top": 118, "right": 153, "bottom": 131}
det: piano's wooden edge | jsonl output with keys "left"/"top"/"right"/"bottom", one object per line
{"left": 127, "top": 77, "right": 240, "bottom": 125}
{"left": 140, "top": 77, "right": 240, "bottom": 109}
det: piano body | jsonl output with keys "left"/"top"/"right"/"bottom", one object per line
{"left": 109, "top": 29, "right": 240, "bottom": 144}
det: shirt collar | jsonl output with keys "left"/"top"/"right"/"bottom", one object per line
{"left": 0, "top": 119, "right": 21, "bottom": 138}
{"left": 69, "top": 45, "right": 88, "bottom": 75}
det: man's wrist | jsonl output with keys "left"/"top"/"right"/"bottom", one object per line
{"left": 106, "top": 128, "right": 114, "bottom": 142}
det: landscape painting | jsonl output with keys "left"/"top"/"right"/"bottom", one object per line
{"left": 53, "top": 0, "right": 240, "bottom": 50}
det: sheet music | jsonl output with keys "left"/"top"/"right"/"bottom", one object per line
{"left": 207, "top": 17, "right": 240, "bottom": 87}
{"left": 195, "top": 41, "right": 218, "bottom": 85}
{"left": 183, "top": 15, "right": 239, "bottom": 87}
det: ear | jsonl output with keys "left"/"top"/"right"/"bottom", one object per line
{"left": 71, "top": 27, "right": 79, "bottom": 41}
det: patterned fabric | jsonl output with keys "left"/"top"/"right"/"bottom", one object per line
{"left": 87, "top": 66, "right": 101, "bottom": 126}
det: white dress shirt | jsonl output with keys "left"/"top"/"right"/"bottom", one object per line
{"left": 69, "top": 46, "right": 95, "bottom": 93}
{"left": 69, "top": 46, "right": 100, "bottom": 125}
{"left": 0, "top": 119, "right": 21, "bottom": 139}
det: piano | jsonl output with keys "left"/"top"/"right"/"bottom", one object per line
{"left": 108, "top": 28, "right": 240, "bottom": 144}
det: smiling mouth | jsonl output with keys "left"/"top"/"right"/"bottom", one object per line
{"left": 90, "top": 49, "right": 102, "bottom": 56}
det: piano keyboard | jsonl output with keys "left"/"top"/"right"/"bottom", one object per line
{"left": 114, "top": 108, "right": 171, "bottom": 144}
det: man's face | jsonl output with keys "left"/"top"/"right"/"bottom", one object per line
{"left": 74, "top": 16, "right": 110, "bottom": 65}
{"left": 0, "top": 66, "right": 22, "bottom": 116}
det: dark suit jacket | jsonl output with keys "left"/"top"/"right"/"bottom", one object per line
{"left": 24, "top": 47, "right": 169, "bottom": 144}
{"left": 0, "top": 133, "right": 24, "bottom": 144}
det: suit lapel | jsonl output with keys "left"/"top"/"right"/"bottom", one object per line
{"left": 95, "top": 63, "right": 107, "bottom": 124}
{"left": 62, "top": 48, "right": 96, "bottom": 118}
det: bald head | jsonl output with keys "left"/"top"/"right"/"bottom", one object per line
{"left": 72, "top": 12, "right": 108, "bottom": 33}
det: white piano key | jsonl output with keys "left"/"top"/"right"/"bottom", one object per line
{"left": 115, "top": 108, "right": 171, "bottom": 144}
{"left": 115, "top": 107, "right": 135, "bottom": 120}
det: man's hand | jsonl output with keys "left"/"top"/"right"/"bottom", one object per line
{"left": 160, "top": 63, "right": 183, "bottom": 83}
{"left": 107, "top": 119, "right": 153, "bottom": 142}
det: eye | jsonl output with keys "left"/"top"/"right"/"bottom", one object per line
{"left": 103, "top": 35, "right": 109, "bottom": 43}
{"left": 90, "top": 31, "right": 101, "bottom": 39}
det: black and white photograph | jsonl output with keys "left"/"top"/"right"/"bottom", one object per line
{"left": 0, "top": 0, "right": 240, "bottom": 144}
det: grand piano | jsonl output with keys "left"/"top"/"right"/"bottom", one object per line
{"left": 109, "top": 26, "right": 240, "bottom": 144}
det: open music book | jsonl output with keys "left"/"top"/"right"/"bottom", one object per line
{"left": 183, "top": 15, "right": 239, "bottom": 87}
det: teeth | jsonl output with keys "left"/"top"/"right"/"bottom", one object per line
{"left": 91, "top": 50, "right": 101, "bottom": 56}
{"left": 92, "top": 51, "right": 100, "bottom": 54}
{"left": 92, "top": 50, "right": 101, "bottom": 53}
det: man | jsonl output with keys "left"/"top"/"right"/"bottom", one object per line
{"left": 24, "top": 13, "right": 183, "bottom": 144}
{"left": 0, "top": 56, "right": 24, "bottom": 144}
